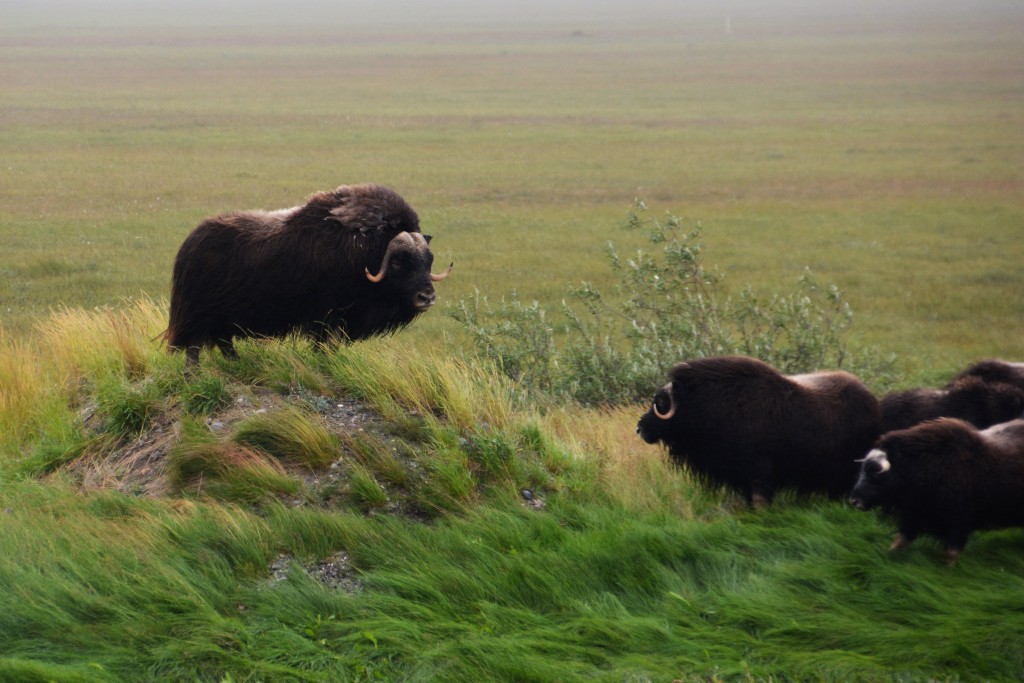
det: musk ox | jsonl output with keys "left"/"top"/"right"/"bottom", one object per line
{"left": 951, "top": 359, "right": 1024, "bottom": 392}
{"left": 165, "top": 184, "right": 451, "bottom": 367}
{"left": 636, "top": 355, "right": 882, "bottom": 507}
{"left": 879, "top": 375, "right": 1024, "bottom": 432}
{"left": 850, "top": 418, "right": 1024, "bottom": 563}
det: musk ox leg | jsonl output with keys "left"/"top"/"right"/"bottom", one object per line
{"left": 943, "top": 527, "right": 970, "bottom": 565}
{"left": 216, "top": 339, "right": 238, "bottom": 360}
{"left": 184, "top": 346, "right": 201, "bottom": 371}
{"left": 310, "top": 326, "right": 342, "bottom": 352}
{"left": 748, "top": 469, "right": 774, "bottom": 509}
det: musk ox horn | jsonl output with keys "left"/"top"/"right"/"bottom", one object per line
{"left": 865, "top": 448, "right": 891, "bottom": 473}
{"left": 365, "top": 232, "right": 417, "bottom": 283}
{"left": 365, "top": 231, "right": 454, "bottom": 283}
{"left": 409, "top": 232, "right": 453, "bottom": 281}
{"left": 431, "top": 263, "right": 453, "bottom": 282}
{"left": 653, "top": 382, "right": 676, "bottom": 420}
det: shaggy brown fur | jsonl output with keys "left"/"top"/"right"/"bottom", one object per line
{"left": 951, "top": 359, "right": 1024, "bottom": 392}
{"left": 636, "top": 355, "right": 882, "bottom": 506}
{"left": 166, "top": 184, "right": 449, "bottom": 366}
{"left": 850, "top": 418, "right": 1024, "bottom": 562}
{"left": 879, "top": 375, "right": 1024, "bottom": 432}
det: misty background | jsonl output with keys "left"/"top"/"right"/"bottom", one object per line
{"left": 5, "top": 0, "right": 1023, "bottom": 30}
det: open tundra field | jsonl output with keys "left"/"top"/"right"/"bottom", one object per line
{"left": 2, "top": 0, "right": 1023, "bottom": 379}
{"left": 2, "top": 1, "right": 1024, "bottom": 681}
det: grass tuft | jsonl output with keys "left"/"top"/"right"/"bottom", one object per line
{"left": 340, "top": 432, "right": 411, "bottom": 488}
{"left": 323, "top": 338, "right": 517, "bottom": 433}
{"left": 233, "top": 404, "right": 340, "bottom": 469}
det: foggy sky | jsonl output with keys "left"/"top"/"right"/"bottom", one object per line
{"left": 5, "top": 0, "right": 1021, "bottom": 30}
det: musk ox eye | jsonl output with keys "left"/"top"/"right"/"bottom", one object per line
{"left": 655, "top": 395, "right": 670, "bottom": 413}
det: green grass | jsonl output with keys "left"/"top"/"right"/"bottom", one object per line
{"left": 0, "top": 480, "right": 1022, "bottom": 681}
{"left": 1, "top": 294, "right": 1022, "bottom": 681}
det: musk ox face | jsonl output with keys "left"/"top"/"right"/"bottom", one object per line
{"left": 365, "top": 231, "right": 451, "bottom": 314}
{"left": 849, "top": 448, "right": 894, "bottom": 511}
{"left": 636, "top": 382, "right": 675, "bottom": 445}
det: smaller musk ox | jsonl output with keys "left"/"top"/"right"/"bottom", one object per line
{"left": 850, "top": 418, "right": 1024, "bottom": 562}
{"left": 165, "top": 184, "right": 451, "bottom": 367}
{"left": 952, "top": 359, "right": 1024, "bottom": 392}
{"left": 879, "top": 375, "right": 1024, "bottom": 432}
{"left": 636, "top": 355, "right": 882, "bottom": 507}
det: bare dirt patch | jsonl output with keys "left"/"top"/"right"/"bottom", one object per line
{"left": 65, "top": 385, "right": 388, "bottom": 501}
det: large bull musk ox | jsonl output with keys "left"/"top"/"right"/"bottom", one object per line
{"left": 635, "top": 355, "right": 882, "bottom": 507}
{"left": 165, "top": 184, "right": 451, "bottom": 366}
{"left": 850, "top": 418, "right": 1024, "bottom": 563}
{"left": 879, "top": 375, "right": 1024, "bottom": 432}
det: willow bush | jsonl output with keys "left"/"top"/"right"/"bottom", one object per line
{"left": 452, "top": 202, "right": 896, "bottom": 406}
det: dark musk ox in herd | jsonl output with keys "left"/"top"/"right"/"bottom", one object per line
{"left": 636, "top": 356, "right": 881, "bottom": 508}
{"left": 637, "top": 355, "right": 1024, "bottom": 561}
{"left": 850, "top": 418, "right": 1024, "bottom": 563}
{"left": 165, "top": 182, "right": 1023, "bottom": 562}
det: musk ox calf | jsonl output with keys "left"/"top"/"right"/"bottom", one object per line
{"left": 636, "top": 355, "right": 882, "bottom": 507}
{"left": 165, "top": 184, "right": 451, "bottom": 367}
{"left": 850, "top": 418, "right": 1024, "bottom": 563}
{"left": 879, "top": 375, "right": 1024, "bottom": 432}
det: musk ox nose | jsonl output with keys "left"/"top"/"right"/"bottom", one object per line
{"left": 849, "top": 496, "right": 866, "bottom": 510}
{"left": 415, "top": 290, "right": 436, "bottom": 310}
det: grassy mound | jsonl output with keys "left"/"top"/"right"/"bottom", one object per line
{"left": 1, "top": 302, "right": 1022, "bottom": 682}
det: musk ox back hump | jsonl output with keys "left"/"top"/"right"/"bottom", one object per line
{"left": 880, "top": 375, "right": 1024, "bottom": 432}
{"left": 952, "top": 359, "right": 1024, "bottom": 392}
{"left": 166, "top": 184, "right": 451, "bottom": 366}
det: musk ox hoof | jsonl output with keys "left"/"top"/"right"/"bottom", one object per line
{"left": 888, "top": 533, "right": 911, "bottom": 552}
{"left": 750, "top": 493, "right": 770, "bottom": 510}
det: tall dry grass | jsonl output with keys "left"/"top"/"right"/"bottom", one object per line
{"left": 32, "top": 298, "right": 169, "bottom": 386}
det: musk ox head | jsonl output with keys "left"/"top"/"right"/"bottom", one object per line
{"left": 364, "top": 231, "right": 452, "bottom": 313}
{"left": 849, "top": 448, "right": 893, "bottom": 511}
{"left": 636, "top": 382, "right": 676, "bottom": 445}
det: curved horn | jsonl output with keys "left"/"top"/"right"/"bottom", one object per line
{"left": 653, "top": 382, "right": 675, "bottom": 420}
{"left": 365, "top": 232, "right": 415, "bottom": 283}
{"left": 865, "top": 449, "right": 891, "bottom": 473}
{"left": 409, "top": 231, "right": 453, "bottom": 282}
{"left": 431, "top": 263, "right": 453, "bottom": 282}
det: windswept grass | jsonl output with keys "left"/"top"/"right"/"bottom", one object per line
{"left": 0, "top": 336, "right": 63, "bottom": 459}
{"left": 168, "top": 418, "right": 301, "bottom": 504}
{"left": 33, "top": 298, "right": 169, "bottom": 387}
{"left": 322, "top": 338, "right": 518, "bottom": 433}
{"left": 0, "top": 300, "right": 1021, "bottom": 680}
{"left": 233, "top": 405, "right": 341, "bottom": 470}
{"left": 0, "top": 478, "right": 1021, "bottom": 682}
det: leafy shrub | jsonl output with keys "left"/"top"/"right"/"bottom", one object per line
{"left": 451, "top": 201, "right": 896, "bottom": 406}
